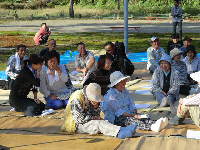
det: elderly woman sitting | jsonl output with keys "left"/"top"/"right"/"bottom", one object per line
{"left": 151, "top": 55, "right": 180, "bottom": 114}
{"left": 170, "top": 48, "right": 192, "bottom": 96}
{"left": 40, "top": 51, "right": 74, "bottom": 109}
{"left": 183, "top": 45, "right": 200, "bottom": 85}
{"left": 101, "top": 71, "right": 168, "bottom": 132}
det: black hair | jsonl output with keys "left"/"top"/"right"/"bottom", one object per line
{"left": 97, "top": 55, "right": 113, "bottom": 69}
{"left": 186, "top": 45, "right": 197, "bottom": 56}
{"left": 174, "top": 0, "right": 179, "bottom": 4}
{"left": 48, "top": 39, "right": 56, "bottom": 44}
{"left": 41, "top": 23, "right": 46, "bottom": 26}
{"left": 104, "top": 41, "right": 115, "bottom": 48}
{"left": 171, "top": 33, "right": 179, "bottom": 39}
{"left": 77, "top": 42, "right": 85, "bottom": 48}
{"left": 23, "top": 54, "right": 43, "bottom": 68}
{"left": 17, "top": 44, "right": 26, "bottom": 51}
{"left": 44, "top": 51, "right": 60, "bottom": 66}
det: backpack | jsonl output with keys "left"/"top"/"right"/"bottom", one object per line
{"left": 115, "top": 41, "right": 134, "bottom": 76}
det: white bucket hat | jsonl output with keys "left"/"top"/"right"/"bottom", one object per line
{"left": 83, "top": 83, "right": 105, "bottom": 102}
{"left": 108, "top": 71, "right": 131, "bottom": 88}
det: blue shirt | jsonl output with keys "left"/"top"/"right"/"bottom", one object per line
{"left": 101, "top": 88, "right": 136, "bottom": 124}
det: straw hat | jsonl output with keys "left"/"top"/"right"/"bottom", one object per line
{"left": 83, "top": 83, "right": 104, "bottom": 102}
{"left": 108, "top": 71, "right": 131, "bottom": 88}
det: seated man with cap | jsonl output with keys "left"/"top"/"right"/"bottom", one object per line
{"left": 147, "top": 36, "right": 165, "bottom": 73}
{"left": 61, "top": 83, "right": 137, "bottom": 139}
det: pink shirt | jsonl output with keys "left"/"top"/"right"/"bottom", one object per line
{"left": 34, "top": 28, "right": 51, "bottom": 45}
{"left": 182, "top": 93, "right": 200, "bottom": 106}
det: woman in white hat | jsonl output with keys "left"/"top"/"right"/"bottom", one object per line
{"left": 101, "top": 71, "right": 168, "bottom": 132}
{"left": 61, "top": 83, "right": 138, "bottom": 139}
{"left": 151, "top": 55, "right": 179, "bottom": 114}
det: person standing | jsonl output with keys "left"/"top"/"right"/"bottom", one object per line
{"left": 171, "top": 0, "right": 182, "bottom": 40}
{"left": 34, "top": 23, "right": 51, "bottom": 45}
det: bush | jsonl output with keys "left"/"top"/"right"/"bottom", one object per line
{"left": 24, "top": 1, "right": 47, "bottom": 9}
{"left": 14, "top": 3, "right": 25, "bottom": 9}
{"left": 0, "top": 2, "right": 13, "bottom": 9}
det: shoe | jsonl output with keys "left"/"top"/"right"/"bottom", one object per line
{"left": 151, "top": 118, "right": 162, "bottom": 132}
{"left": 118, "top": 128, "right": 133, "bottom": 139}
{"left": 159, "top": 97, "right": 168, "bottom": 107}
{"left": 168, "top": 116, "right": 180, "bottom": 125}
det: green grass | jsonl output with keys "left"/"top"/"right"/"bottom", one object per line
{"left": 0, "top": 31, "right": 200, "bottom": 71}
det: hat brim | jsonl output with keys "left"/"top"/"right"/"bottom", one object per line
{"left": 108, "top": 76, "right": 131, "bottom": 88}
{"left": 172, "top": 51, "right": 184, "bottom": 58}
{"left": 83, "top": 85, "right": 105, "bottom": 102}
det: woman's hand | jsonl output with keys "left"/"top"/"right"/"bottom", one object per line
{"left": 161, "top": 91, "right": 167, "bottom": 96}
{"left": 133, "top": 114, "right": 141, "bottom": 120}
{"left": 34, "top": 99, "right": 41, "bottom": 104}
{"left": 92, "top": 116, "right": 103, "bottom": 120}
{"left": 49, "top": 62, "right": 59, "bottom": 71}
{"left": 48, "top": 94, "right": 57, "bottom": 100}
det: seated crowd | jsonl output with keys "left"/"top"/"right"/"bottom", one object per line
{"left": 5, "top": 33, "right": 200, "bottom": 139}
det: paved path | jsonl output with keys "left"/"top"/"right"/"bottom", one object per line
{"left": 0, "top": 19, "right": 199, "bottom": 33}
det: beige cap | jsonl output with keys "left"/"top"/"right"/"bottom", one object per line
{"left": 83, "top": 83, "right": 105, "bottom": 102}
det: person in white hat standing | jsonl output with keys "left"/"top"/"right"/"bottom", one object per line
{"left": 61, "top": 83, "right": 138, "bottom": 139}
{"left": 147, "top": 36, "right": 165, "bottom": 73}
{"left": 101, "top": 71, "right": 168, "bottom": 132}
{"left": 151, "top": 55, "right": 179, "bottom": 114}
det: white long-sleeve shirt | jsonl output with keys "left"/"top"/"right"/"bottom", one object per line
{"left": 39, "top": 64, "right": 69, "bottom": 97}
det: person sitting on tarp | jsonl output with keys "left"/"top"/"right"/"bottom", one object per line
{"left": 34, "top": 23, "right": 51, "bottom": 45}
{"left": 169, "top": 94, "right": 200, "bottom": 128}
{"left": 38, "top": 39, "right": 59, "bottom": 61}
{"left": 74, "top": 42, "right": 95, "bottom": 80}
{"left": 38, "top": 39, "right": 74, "bottom": 91}
{"left": 5, "top": 44, "right": 28, "bottom": 90}
{"left": 167, "top": 33, "right": 183, "bottom": 55}
{"left": 147, "top": 36, "right": 165, "bottom": 73}
{"left": 151, "top": 55, "right": 179, "bottom": 115}
{"left": 9, "top": 54, "right": 45, "bottom": 115}
{"left": 83, "top": 54, "right": 114, "bottom": 95}
{"left": 183, "top": 45, "right": 200, "bottom": 85}
{"left": 179, "top": 36, "right": 192, "bottom": 58}
{"left": 104, "top": 41, "right": 134, "bottom": 76}
{"left": 170, "top": 48, "right": 197, "bottom": 96}
{"left": 61, "top": 83, "right": 137, "bottom": 139}
{"left": 101, "top": 71, "right": 168, "bottom": 132}
{"left": 40, "top": 51, "right": 75, "bottom": 109}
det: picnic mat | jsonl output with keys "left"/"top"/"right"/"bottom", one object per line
{"left": 0, "top": 134, "right": 121, "bottom": 150}
{"left": 1, "top": 79, "right": 200, "bottom": 149}
{"left": 117, "top": 136, "right": 200, "bottom": 150}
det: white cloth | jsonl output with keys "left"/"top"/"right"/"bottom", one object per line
{"left": 47, "top": 69, "right": 59, "bottom": 86}
{"left": 15, "top": 52, "right": 21, "bottom": 71}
